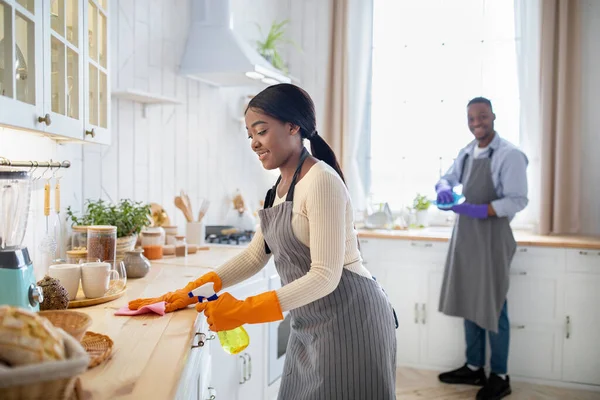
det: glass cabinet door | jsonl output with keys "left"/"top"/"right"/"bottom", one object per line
{"left": 83, "top": 0, "right": 108, "bottom": 144}
{"left": 42, "top": 0, "right": 84, "bottom": 137}
{"left": 0, "top": 0, "right": 44, "bottom": 131}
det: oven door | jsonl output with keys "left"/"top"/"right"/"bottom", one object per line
{"left": 268, "top": 274, "right": 291, "bottom": 385}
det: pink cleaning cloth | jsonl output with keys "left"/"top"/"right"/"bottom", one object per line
{"left": 115, "top": 301, "right": 166, "bottom": 316}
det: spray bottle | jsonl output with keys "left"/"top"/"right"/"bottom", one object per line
{"left": 190, "top": 282, "right": 250, "bottom": 355}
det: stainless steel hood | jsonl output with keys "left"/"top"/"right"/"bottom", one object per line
{"left": 179, "top": 0, "right": 292, "bottom": 87}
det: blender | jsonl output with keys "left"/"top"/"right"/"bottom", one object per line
{"left": 0, "top": 170, "right": 44, "bottom": 311}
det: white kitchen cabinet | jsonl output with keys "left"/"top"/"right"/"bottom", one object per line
{"left": 0, "top": 0, "right": 109, "bottom": 143}
{"left": 360, "top": 236, "right": 600, "bottom": 389}
{"left": 210, "top": 277, "right": 268, "bottom": 400}
{"left": 562, "top": 269, "right": 600, "bottom": 386}
{"left": 176, "top": 314, "right": 214, "bottom": 400}
{"left": 42, "top": 0, "right": 85, "bottom": 138}
{"left": 0, "top": 0, "right": 45, "bottom": 131}
{"left": 360, "top": 238, "right": 464, "bottom": 369}
{"left": 506, "top": 253, "right": 565, "bottom": 381}
{"left": 82, "top": 0, "right": 109, "bottom": 144}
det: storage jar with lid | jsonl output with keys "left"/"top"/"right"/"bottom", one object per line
{"left": 87, "top": 226, "right": 117, "bottom": 261}
{"left": 141, "top": 231, "right": 163, "bottom": 260}
{"left": 71, "top": 226, "right": 88, "bottom": 249}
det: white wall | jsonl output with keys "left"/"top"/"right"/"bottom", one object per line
{"left": 0, "top": 128, "right": 83, "bottom": 279}
{"left": 79, "top": 0, "right": 329, "bottom": 232}
{"left": 580, "top": 0, "right": 600, "bottom": 236}
{"left": 0, "top": 0, "right": 331, "bottom": 279}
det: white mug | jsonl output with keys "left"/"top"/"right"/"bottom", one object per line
{"left": 81, "top": 262, "right": 119, "bottom": 299}
{"left": 48, "top": 264, "right": 81, "bottom": 301}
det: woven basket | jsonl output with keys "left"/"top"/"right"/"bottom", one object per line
{"left": 0, "top": 328, "right": 89, "bottom": 400}
{"left": 39, "top": 310, "right": 92, "bottom": 342}
{"left": 81, "top": 331, "right": 113, "bottom": 368}
{"left": 116, "top": 234, "right": 137, "bottom": 263}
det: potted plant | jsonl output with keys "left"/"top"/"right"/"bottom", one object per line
{"left": 412, "top": 194, "right": 431, "bottom": 228}
{"left": 66, "top": 199, "right": 151, "bottom": 262}
{"left": 255, "top": 19, "right": 300, "bottom": 73}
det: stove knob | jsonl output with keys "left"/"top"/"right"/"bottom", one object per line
{"left": 29, "top": 284, "right": 44, "bottom": 307}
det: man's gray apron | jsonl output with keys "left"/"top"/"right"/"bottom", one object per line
{"left": 438, "top": 149, "right": 516, "bottom": 333}
{"left": 259, "top": 150, "right": 397, "bottom": 400}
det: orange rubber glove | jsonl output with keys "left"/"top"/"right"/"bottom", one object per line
{"left": 195, "top": 291, "right": 284, "bottom": 332}
{"left": 128, "top": 271, "right": 222, "bottom": 313}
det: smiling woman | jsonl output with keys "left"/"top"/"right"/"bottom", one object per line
{"left": 130, "top": 84, "right": 399, "bottom": 400}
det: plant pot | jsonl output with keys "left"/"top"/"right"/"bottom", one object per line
{"left": 115, "top": 234, "right": 137, "bottom": 263}
{"left": 415, "top": 210, "right": 430, "bottom": 227}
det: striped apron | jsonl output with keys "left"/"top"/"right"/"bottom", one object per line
{"left": 259, "top": 150, "right": 397, "bottom": 400}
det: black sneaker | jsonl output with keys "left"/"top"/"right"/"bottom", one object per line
{"left": 476, "top": 373, "right": 512, "bottom": 400}
{"left": 438, "top": 364, "right": 487, "bottom": 386}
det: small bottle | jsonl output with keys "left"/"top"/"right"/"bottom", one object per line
{"left": 174, "top": 235, "right": 188, "bottom": 257}
{"left": 190, "top": 283, "right": 250, "bottom": 355}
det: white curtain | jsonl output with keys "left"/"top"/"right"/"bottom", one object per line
{"left": 513, "top": 0, "right": 541, "bottom": 232}
{"left": 345, "top": 0, "right": 374, "bottom": 212}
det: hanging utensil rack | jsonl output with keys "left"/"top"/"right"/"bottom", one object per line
{"left": 0, "top": 157, "right": 71, "bottom": 169}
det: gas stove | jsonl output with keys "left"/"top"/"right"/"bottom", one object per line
{"left": 205, "top": 225, "right": 254, "bottom": 246}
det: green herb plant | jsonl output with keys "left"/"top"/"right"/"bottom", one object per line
{"left": 412, "top": 194, "right": 431, "bottom": 211}
{"left": 66, "top": 199, "right": 151, "bottom": 238}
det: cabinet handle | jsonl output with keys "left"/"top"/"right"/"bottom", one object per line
{"left": 206, "top": 387, "right": 216, "bottom": 400}
{"left": 85, "top": 128, "right": 96, "bottom": 138}
{"left": 421, "top": 303, "right": 427, "bottom": 324}
{"left": 38, "top": 114, "right": 52, "bottom": 126}
{"left": 414, "top": 303, "right": 419, "bottom": 324}
{"left": 566, "top": 316, "right": 571, "bottom": 339}
{"left": 518, "top": 248, "right": 528, "bottom": 252}
{"left": 511, "top": 325, "right": 526, "bottom": 330}
{"left": 410, "top": 242, "right": 433, "bottom": 248}
{"left": 244, "top": 353, "right": 252, "bottom": 381}
{"left": 238, "top": 355, "right": 247, "bottom": 384}
{"left": 192, "top": 332, "right": 207, "bottom": 348}
{"left": 518, "top": 271, "right": 527, "bottom": 276}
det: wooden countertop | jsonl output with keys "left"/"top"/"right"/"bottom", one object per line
{"left": 78, "top": 246, "right": 244, "bottom": 400}
{"left": 358, "top": 228, "right": 600, "bottom": 249}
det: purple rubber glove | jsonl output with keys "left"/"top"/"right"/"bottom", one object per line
{"left": 436, "top": 184, "right": 454, "bottom": 205}
{"left": 451, "top": 202, "right": 489, "bottom": 219}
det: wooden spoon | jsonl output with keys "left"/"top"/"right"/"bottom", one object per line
{"left": 174, "top": 196, "right": 193, "bottom": 222}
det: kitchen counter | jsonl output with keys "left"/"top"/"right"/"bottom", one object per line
{"left": 78, "top": 246, "right": 244, "bottom": 400}
{"left": 358, "top": 227, "right": 600, "bottom": 250}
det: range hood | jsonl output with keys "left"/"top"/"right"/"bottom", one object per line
{"left": 179, "top": 0, "right": 292, "bottom": 87}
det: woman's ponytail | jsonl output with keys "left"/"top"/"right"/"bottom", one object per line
{"left": 308, "top": 132, "right": 346, "bottom": 184}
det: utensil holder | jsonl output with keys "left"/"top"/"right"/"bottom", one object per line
{"left": 186, "top": 222, "right": 205, "bottom": 246}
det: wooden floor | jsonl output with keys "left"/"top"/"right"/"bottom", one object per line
{"left": 396, "top": 368, "right": 600, "bottom": 399}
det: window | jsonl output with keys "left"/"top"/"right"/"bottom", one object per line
{"left": 370, "top": 0, "right": 521, "bottom": 211}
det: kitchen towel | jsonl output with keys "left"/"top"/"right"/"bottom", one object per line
{"left": 115, "top": 301, "right": 166, "bottom": 316}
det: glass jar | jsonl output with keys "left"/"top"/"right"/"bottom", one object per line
{"left": 87, "top": 226, "right": 117, "bottom": 262}
{"left": 71, "top": 225, "right": 88, "bottom": 250}
{"left": 163, "top": 225, "right": 178, "bottom": 245}
{"left": 66, "top": 248, "right": 88, "bottom": 264}
{"left": 175, "top": 235, "right": 187, "bottom": 258}
{"left": 141, "top": 231, "right": 163, "bottom": 260}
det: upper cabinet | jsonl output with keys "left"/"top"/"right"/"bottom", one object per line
{"left": 83, "top": 0, "right": 108, "bottom": 144}
{"left": 0, "top": 0, "right": 110, "bottom": 144}
{"left": 0, "top": 0, "right": 44, "bottom": 131}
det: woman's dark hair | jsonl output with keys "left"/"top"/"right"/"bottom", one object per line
{"left": 246, "top": 83, "right": 346, "bottom": 183}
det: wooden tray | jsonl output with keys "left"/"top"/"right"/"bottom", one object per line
{"left": 81, "top": 331, "right": 114, "bottom": 369}
{"left": 68, "top": 281, "right": 127, "bottom": 309}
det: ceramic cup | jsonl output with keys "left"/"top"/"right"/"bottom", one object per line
{"left": 48, "top": 263, "right": 82, "bottom": 301}
{"left": 81, "top": 262, "right": 119, "bottom": 299}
